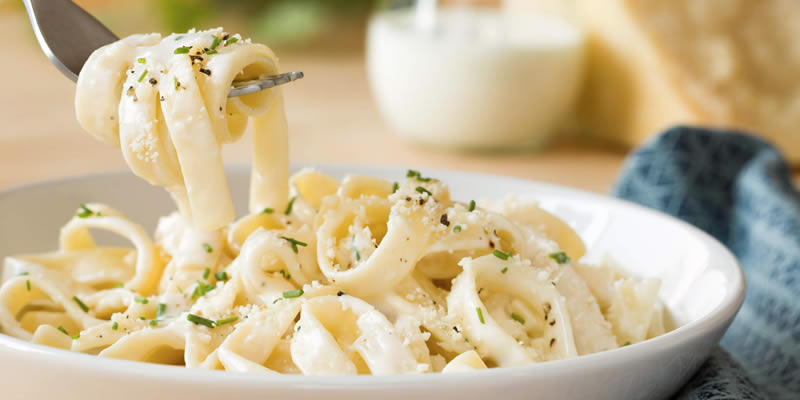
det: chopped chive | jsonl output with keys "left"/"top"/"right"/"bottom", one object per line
{"left": 415, "top": 186, "right": 432, "bottom": 196}
{"left": 511, "top": 312, "right": 525, "bottom": 325}
{"left": 73, "top": 296, "right": 90, "bottom": 313}
{"left": 273, "top": 297, "right": 283, "bottom": 304}
{"left": 76, "top": 203, "right": 94, "bottom": 218}
{"left": 214, "top": 271, "right": 228, "bottom": 281}
{"left": 137, "top": 57, "right": 146, "bottom": 64}
{"left": 57, "top": 326, "right": 69, "bottom": 335}
{"left": 174, "top": 46, "right": 191, "bottom": 54}
{"left": 186, "top": 313, "right": 215, "bottom": 328}
{"left": 149, "top": 320, "right": 158, "bottom": 327}
{"left": 468, "top": 200, "right": 476, "bottom": 212}
{"left": 261, "top": 207, "right": 274, "bottom": 214}
{"left": 111, "top": 321, "right": 118, "bottom": 330}
{"left": 137, "top": 69, "right": 148, "bottom": 82}
{"left": 282, "top": 289, "right": 304, "bottom": 298}
{"left": 157, "top": 303, "right": 167, "bottom": 318}
{"left": 549, "top": 252, "right": 570, "bottom": 264}
{"left": 453, "top": 225, "right": 462, "bottom": 233}
{"left": 202, "top": 243, "right": 213, "bottom": 253}
{"left": 210, "top": 35, "right": 221, "bottom": 50}
{"left": 476, "top": 307, "right": 485, "bottom": 324}
{"left": 354, "top": 248, "right": 360, "bottom": 261}
{"left": 284, "top": 196, "right": 296, "bottom": 215}
{"left": 191, "top": 280, "right": 215, "bottom": 299}
{"left": 551, "top": 281, "right": 557, "bottom": 287}
{"left": 26, "top": 280, "right": 30, "bottom": 291}
{"left": 174, "top": 35, "right": 183, "bottom": 41}
{"left": 134, "top": 296, "right": 149, "bottom": 304}
{"left": 114, "top": 282, "right": 124, "bottom": 288}
{"left": 501, "top": 267, "right": 508, "bottom": 274}
{"left": 18, "top": 271, "right": 29, "bottom": 276}
{"left": 202, "top": 268, "right": 211, "bottom": 280}
{"left": 492, "top": 249, "right": 511, "bottom": 260}
{"left": 216, "top": 316, "right": 238, "bottom": 326}
{"left": 225, "top": 37, "right": 239, "bottom": 45}
{"left": 406, "top": 170, "right": 432, "bottom": 182}
{"left": 205, "top": 49, "right": 217, "bottom": 54}
{"left": 174, "top": 76, "right": 179, "bottom": 90}
{"left": 392, "top": 182, "right": 399, "bottom": 194}
{"left": 72, "top": 333, "right": 81, "bottom": 340}
{"left": 280, "top": 236, "right": 307, "bottom": 254}
{"left": 623, "top": 341, "right": 631, "bottom": 346}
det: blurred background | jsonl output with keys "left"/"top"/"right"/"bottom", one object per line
{"left": 0, "top": 0, "right": 797, "bottom": 192}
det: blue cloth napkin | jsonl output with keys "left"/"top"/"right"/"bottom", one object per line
{"left": 612, "top": 126, "right": 800, "bottom": 400}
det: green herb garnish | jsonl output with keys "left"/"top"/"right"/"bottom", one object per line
{"left": 214, "top": 271, "right": 228, "bottom": 281}
{"left": 148, "top": 320, "right": 158, "bottom": 327}
{"left": 476, "top": 307, "right": 485, "bottom": 324}
{"left": 202, "top": 243, "right": 213, "bottom": 253}
{"left": 262, "top": 207, "right": 274, "bottom": 214}
{"left": 468, "top": 200, "right": 476, "bottom": 212}
{"left": 137, "top": 69, "right": 148, "bottom": 82}
{"left": 282, "top": 289, "right": 304, "bottom": 299}
{"left": 205, "top": 49, "right": 217, "bottom": 54}
{"left": 57, "top": 326, "right": 69, "bottom": 335}
{"left": 18, "top": 271, "right": 29, "bottom": 276}
{"left": 406, "top": 170, "right": 432, "bottom": 182}
{"left": 225, "top": 37, "right": 239, "bottom": 45}
{"left": 493, "top": 250, "right": 512, "bottom": 260}
{"left": 191, "top": 280, "right": 214, "bottom": 299}
{"left": 501, "top": 267, "right": 508, "bottom": 274}
{"left": 511, "top": 312, "right": 525, "bottom": 325}
{"left": 134, "top": 296, "right": 149, "bottom": 305}
{"left": 453, "top": 225, "right": 462, "bottom": 233}
{"left": 280, "top": 236, "right": 307, "bottom": 254}
{"left": 284, "top": 196, "right": 296, "bottom": 215}
{"left": 216, "top": 316, "right": 238, "bottom": 326}
{"left": 415, "top": 186, "right": 432, "bottom": 196}
{"left": 157, "top": 303, "right": 167, "bottom": 318}
{"left": 549, "top": 252, "right": 570, "bottom": 264}
{"left": 137, "top": 57, "right": 146, "bottom": 64}
{"left": 26, "top": 280, "right": 30, "bottom": 291}
{"left": 623, "top": 341, "right": 631, "bottom": 346}
{"left": 114, "top": 282, "right": 124, "bottom": 288}
{"left": 392, "top": 182, "right": 399, "bottom": 194}
{"left": 73, "top": 296, "right": 89, "bottom": 313}
{"left": 187, "top": 313, "right": 215, "bottom": 328}
{"left": 210, "top": 35, "right": 221, "bottom": 50}
{"left": 111, "top": 321, "right": 118, "bottom": 331}
{"left": 174, "top": 46, "right": 191, "bottom": 54}
{"left": 76, "top": 203, "right": 95, "bottom": 218}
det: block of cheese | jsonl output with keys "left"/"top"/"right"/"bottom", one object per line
{"left": 506, "top": 0, "right": 800, "bottom": 162}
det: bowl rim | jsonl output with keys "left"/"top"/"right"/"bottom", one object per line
{"left": 0, "top": 164, "right": 746, "bottom": 387}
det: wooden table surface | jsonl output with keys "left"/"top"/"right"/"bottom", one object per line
{"left": 1, "top": 12, "right": 795, "bottom": 195}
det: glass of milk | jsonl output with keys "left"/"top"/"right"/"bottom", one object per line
{"left": 366, "top": 0, "right": 585, "bottom": 150}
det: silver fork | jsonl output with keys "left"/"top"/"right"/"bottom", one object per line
{"left": 23, "top": 0, "right": 303, "bottom": 98}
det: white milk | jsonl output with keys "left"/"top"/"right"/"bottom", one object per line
{"left": 366, "top": 7, "right": 584, "bottom": 150}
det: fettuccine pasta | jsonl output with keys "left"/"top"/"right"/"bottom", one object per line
{"left": 0, "top": 29, "right": 667, "bottom": 375}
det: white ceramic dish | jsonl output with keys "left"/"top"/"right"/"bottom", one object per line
{"left": 0, "top": 165, "right": 745, "bottom": 400}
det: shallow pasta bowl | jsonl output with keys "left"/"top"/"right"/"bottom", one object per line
{"left": 0, "top": 165, "right": 745, "bottom": 400}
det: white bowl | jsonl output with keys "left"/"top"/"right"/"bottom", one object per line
{"left": 0, "top": 165, "right": 745, "bottom": 400}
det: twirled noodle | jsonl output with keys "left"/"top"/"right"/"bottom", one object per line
{"left": 0, "top": 28, "right": 669, "bottom": 375}
{"left": 76, "top": 28, "right": 288, "bottom": 231}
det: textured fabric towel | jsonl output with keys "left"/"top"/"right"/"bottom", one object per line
{"left": 612, "top": 126, "right": 800, "bottom": 400}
